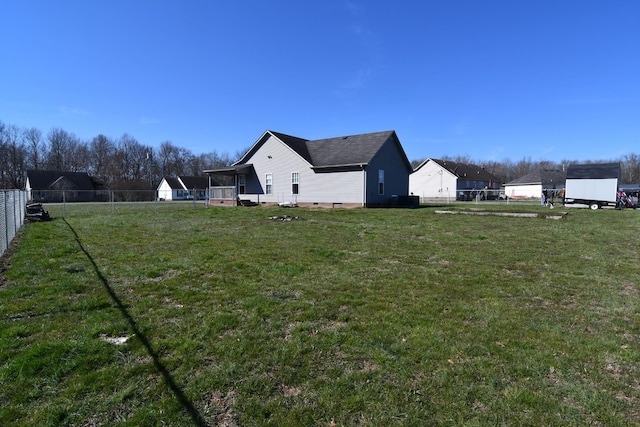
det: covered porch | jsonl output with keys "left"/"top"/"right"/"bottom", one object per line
{"left": 204, "top": 164, "right": 261, "bottom": 206}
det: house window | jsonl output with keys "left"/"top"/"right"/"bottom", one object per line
{"left": 265, "top": 173, "right": 273, "bottom": 195}
{"left": 378, "top": 169, "right": 385, "bottom": 195}
{"left": 238, "top": 175, "right": 246, "bottom": 195}
{"left": 291, "top": 172, "right": 299, "bottom": 195}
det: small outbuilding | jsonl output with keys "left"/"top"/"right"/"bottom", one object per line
{"left": 504, "top": 169, "right": 566, "bottom": 199}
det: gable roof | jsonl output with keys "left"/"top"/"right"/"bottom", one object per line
{"left": 506, "top": 169, "right": 566, "bottom": 186}
{"left": 307, "top": 130, "right": 407, "bottom": 169}
{"left": 161, "top": 176, "right": 210, "bottom": 190}
{"left": 179, "top": 176, "right": 209, "bottom": 189}
{"left": 233, "top": 130, "right": 411, "bottom": 171}
{"left": 421, "top": 158, "right": 500, "bottom": 182}
{"left": 162, "top": 176, "right": 183, "bottom": 189}
{"left": 566, "top": 163, "right": 620, "bottom": 180}
{"left": 26, "top": 170, "right": 95, "bottom": 190}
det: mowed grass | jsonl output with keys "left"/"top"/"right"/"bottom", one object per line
{"left": 1, "top": 203, "right": 639, "bottom": 426}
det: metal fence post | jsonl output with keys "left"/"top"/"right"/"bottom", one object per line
{"left": 12, "top": 191, "right": 18, "bottom": 236}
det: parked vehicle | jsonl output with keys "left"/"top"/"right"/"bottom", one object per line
{"left": 616, "top": 191, "right": 636, "bottom": 209}
{"left": 564, "top": 163, "right": 621, "bottom": 210}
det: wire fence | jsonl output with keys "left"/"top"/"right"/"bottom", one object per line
{"left": 1, "top": 190, "right": 28, "bottom": 257}
{"left": 417, "top": 188, "right": 544, "bottom": 205}
{"left": 29, "top": 190, "right": 210, "bottom": 218}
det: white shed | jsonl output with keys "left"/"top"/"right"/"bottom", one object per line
{"left": 504, "top": 169, "right": 566, "bottom": 199}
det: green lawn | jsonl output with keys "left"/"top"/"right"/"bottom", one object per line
{"left": 1, "top": 204, "right": 639, "bottom": 426}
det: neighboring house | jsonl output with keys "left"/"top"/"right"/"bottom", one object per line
{"left": 157, "top": 176, "right": 209, "bottom": 201}
{"left": 204, "top": 130, "right": 414, "bottom": 207}
{"left": 504, "top": 169, "right": 566, "bottom": 199}
{"left": 409, "top": 158, "right": 500, "bottom": 201}
{"left": 25, "top": 170, "right": 101, "bottom": 202}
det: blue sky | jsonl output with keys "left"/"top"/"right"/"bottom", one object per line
{"left": 2, "top": 1, "right": 639, "bottom": 163}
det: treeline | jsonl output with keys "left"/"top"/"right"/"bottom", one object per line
{"left": 2, "top": 119, "right": 640, "bottom": 189}
{"left": 0, "top": 120, "right": 241, "bottom": 190}
{"left": 412, "top": 152, "right": 640, "bottom": 186}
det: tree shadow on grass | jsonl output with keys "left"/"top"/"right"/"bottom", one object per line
{"left": 64, "top": 219, "right": 206, "bottom": 426}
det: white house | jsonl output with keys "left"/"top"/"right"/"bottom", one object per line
{"left": 504, "top": 169, "right": 566, "bottom": 199}
{"left": 409, "top": 158, "right": 500, "bottom": 201}
{"left": 204, "top": 130, "right": 414, "bottom": 208}
{"left": 157, "top": 176, "right": 209, "bottom": 201}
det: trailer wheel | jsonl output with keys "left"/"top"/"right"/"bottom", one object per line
{"left": 589, "top": 202, "right": 600, "bottom": 210}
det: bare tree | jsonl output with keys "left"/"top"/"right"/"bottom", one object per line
{"left": 67, "top": 139, "right": 91, "bottom": 172}
{"left": 620, "top": 153, "right": 640, "bottom": 184}
{"left": 45, "top": 128, "right": 78, "bottom": 171}
{"left": 89, "top": 134, "right": 116, "bottom": 184}
{"left": 0, "top": 121, "right": 7, "bottom": 187}
{"left": 114, "top": 134, "right": 153, "bottom": 184}
{"left": 234, "top": 146, "right": 251, "bottom": 163}
{"left": 191, "top": 150, "right": 234, "bottom": 173}
{"left": 411, "top": 157, "right": 427, "bottom": 170}
{"left": 442, "top": 154, "right": 473, "bottom": 164}
{"left": 157, "top": 141, "right": 192, "bottom": 177}
{"left": 23, "top": 127, "right": 44, "bottom": 170}
{"left": 0, "top": 124, "right": 27, "bottom": 188}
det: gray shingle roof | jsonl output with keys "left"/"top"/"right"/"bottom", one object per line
{"left": 428, "top": 159, "right": 500, "bottom": 183}
{"left": 306, "top": 130, "right": 397, "bottom": 167}
{"left": 234, "top": 130, "right": 409, "bottom": 170}
{"left": 566, "top": 163, "right": 620, "bottom": 180}
{"left": 506, "top": 169, "right": 566, "bottom": 186}
{"left": 163, "top": 177, "right": 183, "bottom": 189}
{"left": 26, "top": 170, "right": 95, "bottom": 190}
{"left": 179, "top": 176, "right": 208, "bottom": 188}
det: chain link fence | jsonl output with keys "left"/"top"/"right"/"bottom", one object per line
{"left": 417, "top": 188, "right": 542, "bottom": 205}
{"left": 30, "top": 190, "right": 210, "bottom": 217}
{"left": 1, "top": 190, "right": 28, "bottom": 257}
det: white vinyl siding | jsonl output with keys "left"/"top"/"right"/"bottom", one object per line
{"left": 409, "top": 159, "right": 458, "bottom": 199}
{"left": 240, "top": 133, "right": 368, "bottom": 205}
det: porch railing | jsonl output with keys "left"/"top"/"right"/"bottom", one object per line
{"left": 209, "top": 186, "right": 236, "bottom": 200}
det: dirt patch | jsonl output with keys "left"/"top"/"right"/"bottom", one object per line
{"left": 435, "top": 209, "right": 569, "bottom": 219}
{"left": 206, "top": 390, "right": 238, "bottom": 427}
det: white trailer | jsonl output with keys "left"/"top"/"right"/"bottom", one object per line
{"left": 564, "top": 163, "right": 621, "bottom": 210}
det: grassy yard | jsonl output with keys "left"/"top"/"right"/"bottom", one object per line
{"left": 1, "top": 203, "right": 639, "bottom": 426}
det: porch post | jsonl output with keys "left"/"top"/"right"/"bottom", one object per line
{"left": 234, "top": 174, "right": 238, "bottom": 206}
